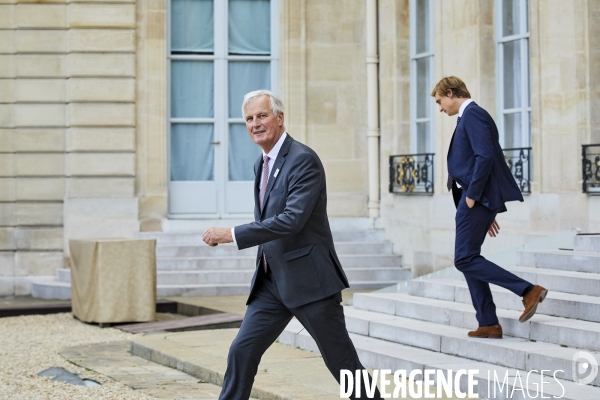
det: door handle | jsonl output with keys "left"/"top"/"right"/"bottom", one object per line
{"left": 211, "top": 141, "right": 220, "bottom": 145}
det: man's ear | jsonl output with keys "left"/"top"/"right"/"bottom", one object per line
{"left": 447, "top": 89, "right": 454, "bottom": 99}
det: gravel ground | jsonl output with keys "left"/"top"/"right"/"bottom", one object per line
{"left": 0, "top": 312, "right": 154, "bottom": 400}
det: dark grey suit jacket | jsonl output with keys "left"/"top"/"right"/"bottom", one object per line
{"left": 234, "top": 134, "right": 349, "bottom": 308}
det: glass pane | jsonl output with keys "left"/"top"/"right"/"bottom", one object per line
{"left": 416, "top": 0, "right": 430, "bottom": 54}
{"left": 228, "top": 124, "right": 262, "bottom": 181}
{"left": 525, "top": 0, "right": 529, "bottom": 33}
{"left": 503, "top": 40, "right": 521, "bottom": 109}
{"left": 171, "top": 124, "right": 214, "bottom": 181}
{"left": 502, "top": 0, "right": 521, "bottom": 36}
{"left": 503, "top": 112, "right": 521, "bottom": 149}
{"left": 416, "top": 57, "right": 430, "bottom": 119}
{"left": 229, "top": 0, "right": 270, "bottom": 55}
{"left": 228, "top": 61, "right": 270, "bottom": 118}
{"left": 171, "top": 61, "right": 214, "bottom": 118}
{"left": 171, "top": 0, "right": 214, "bottom": 53}
{"left": 416, "top": 122, "right": 430, "bottom": 153}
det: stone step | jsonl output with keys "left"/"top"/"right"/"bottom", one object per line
{"left": 518, "top": 249, "right": 600, "bottom": 273}
{"left": 279, "top": 319, "right": 600, "bottom": 399}
{"left": 408, "top": 278, "right": 600, "bottom": 323}
{"left": 506, "top": 265, "right": 600, "bottom": 297}
{"left": 156, "top": 254, "right": 403, "bottom": 270}
{"left": 339, "top": 306, "right": 600, "bottom": 386}
{"left": 574, "top": 234, "right": 600, "bottom": 252}
{"left": 156, "top": 283, "right": 250, "bottom": 297}
{"left": 155, "top": 241, "right": 394, "bottom": 257}
{"left": 161, "top": 217, "right": 377, "bottom": 233}
{"left": 138, "top": 229, "right": 387, "bottom": 244}
{"left": 55, "top": 267, "right": 409, "bottom": 286}
{"left": 352, "top": 292, "right": 600, "bottom": 351}
{"left": 31, "top": 280, "right": 71, "bottom": 300}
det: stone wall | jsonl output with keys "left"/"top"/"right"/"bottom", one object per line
{"left": 0, "top": 0, "right": 138, "bottom": 296}
{"left": 281, "top": 0, "right": 370, "bottom": 217}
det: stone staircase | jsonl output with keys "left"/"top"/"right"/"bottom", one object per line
{"left": 31, "top": 218, "right": 410, "bottom": 299}
{"left": 280, "top": 234, "right": 600, "bottom": 399}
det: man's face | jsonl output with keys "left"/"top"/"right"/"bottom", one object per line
{"left": 434, "top": 92, "right": 459, "bottom": 116}
{"left": 244, "top": 95, "right": 284, "bottom": 153}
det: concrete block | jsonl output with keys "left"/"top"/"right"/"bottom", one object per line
{"left": 16, "top": 55, "right": 66, "bottom": 78}
{"left": 14, "top": 129, "right": 65, "bottom": 152}
{"left": 0, "top": 5, "right": 14, "bottom": 29}
{"left": 16, "top": 4, "right": 66, "bottom": 28}
{"left": 66, "top": 53, "right": 135, "bottom": 77}
{"left": 0, "top": 227, "right": 15, "bottom": 250}
{"left": 575, "top": 235, "right": 600, "bottom": 252}
{"left": 441, "top": 336, "right": 528, "bottom": 370}
{"left": 68, "top": 78, "right": 135, "bottom": 102}
{"left": 14, "top": 104, "right": 66, "bottom": 127}
{"left": 66, "top": 153, "right": 134, "bottom": 176}
{"left": 16, "top": 29, "right": 67, "bottom": 53}
{"left": 68, "top": 103, "right": 135, "bottom": 127}
{"left": 408, "top": 279, "right": 455, "bottom": 301}
{"left": 352, "top": 293, "right": 397, "bottom": 315}
{"left": 0, "top": 79, "right": 14, "bottom": 103}
{"left": 15, "top": 154, "right": 64, "bottom": 176}
{"left": 16, "top": 202, "right": 63, "bottom": 226}
{"left": 0, "top": 129, "right": 12, "bottom": 152}
{"left": 0, "top": 154, "right": 14, "bottom": 177}
{"left": 0, "top": 104, "right": 13, "bottom": 128}
{"left": 30, "top": 279, "right": 70, "bottom": 299}
{"left": 68, "top": 4, "right": 135, "bottom": 28}
{"left": 68, "top": 29, "right": 134, "bottom": 52}
{"left": 369, "top": 319, "right": 442, "bottom": 352}
{"left": 0, "top": 203, "right": 15, "bottom": 226}
{"left": 331, "top": 230, "right": 385, "bottom": 242}
{"left": 14, "top": 227, "right": 63, "bottom": 250}
{"left": 0, "top": 30, "right": 15, "bottom": 54}
{"left": 15, "top": 251, "right": 63, "bottom": 275}
{"left": 16, "top": 178, "right": 65, "bottom": 201}
{"left": 0, "top": 56, "right": 15, "bottom": 78}
{"left": 0, "top": 178, "right": 16, "bottom": 201}
{"left": 16, "top": 79, "right": 66, "bottom": 102}
{"left": 0, "top": 277, "right": 14, "bottom": 296}
{"left": 67, "top": 128, "right": 134, "bottom": 152}
{"left": 66, "top": 177, "right": 134, "bottom": 197}
{"left": 0, "top": 251, "right": 14, "bottom": 276}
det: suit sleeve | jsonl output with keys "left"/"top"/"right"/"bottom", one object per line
{"left": 233, "top": 151, "right": 322, "bottom": 249}
{"left": 464, "top": 110, "right": 494, "bottom": 202}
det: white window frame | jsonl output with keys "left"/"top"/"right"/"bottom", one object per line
{"left": 496, "top": 0, "right": 530, "bottom": 149}
{"left": 410, "top": 0, "right": 435, "bottom": 154}
{"left": 166, "top": 0, "right": 279, "bottom": 216}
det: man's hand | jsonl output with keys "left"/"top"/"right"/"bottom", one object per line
{"left": 466, "top": 196, "right": 475, "bottom": 208}
{"left": 488, "top": 219, "right": 500, "bottom": 237}
{"left": 202, "top": 227, "right": 233, "bottom": 247}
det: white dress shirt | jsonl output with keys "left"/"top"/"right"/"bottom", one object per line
{"left": 231, "top": 132, "right": 288, "bottom": 244}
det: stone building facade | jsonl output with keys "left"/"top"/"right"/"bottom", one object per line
{"left": 0, "top": 0, "right": 598, "bottom": 295}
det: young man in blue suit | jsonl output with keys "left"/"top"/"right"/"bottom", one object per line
{"left": 431, "top": 76, "right": 547, "bottom": 339}
{"left": 202, "top": 90, "right": 380, "bottom": 399}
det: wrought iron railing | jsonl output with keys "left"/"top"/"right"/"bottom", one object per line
{"left": 389, "top": 153, "right": 434, "bottom": 195}
{"left": 582, "top": 144, "right": 600, "bottom": 194}
{"left": 503, "top": 147, "right": 532, "bottom": 194}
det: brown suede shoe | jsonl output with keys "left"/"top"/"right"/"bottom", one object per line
{"left": 468, "top": 324, "right": 503, "bottom": 339}
{"left": 519, "top": 285, "right": 548, "bottom": 323}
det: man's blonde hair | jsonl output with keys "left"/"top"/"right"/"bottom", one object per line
{"left": 430, "top": 76, "right": 471, "bottom": 99}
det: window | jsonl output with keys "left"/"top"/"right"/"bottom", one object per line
{"left": 410, "top": 0, "right": 434, "bottom": 154}
{"left": 496, "top": 0, "right": 530, "bottom": 149}
{"left": 168, "top": 0, "right": 279, "bottom": 215}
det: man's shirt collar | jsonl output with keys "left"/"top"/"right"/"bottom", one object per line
{"left": 458, "top": 99, "right": 474, "bottom": 118}
{"left": 264, "top": 132, "right": 287, "bottom": 161}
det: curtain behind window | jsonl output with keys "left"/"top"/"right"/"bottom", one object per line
{"left": 228, "top": 0, "right": 270, "bottom": 55}
{"left": 171, "top": 0, "right": 214, "bottom": 53}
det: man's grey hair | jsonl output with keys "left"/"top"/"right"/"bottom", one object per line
{"left": 241, "top": 89, "right": 285, "bottom": 118}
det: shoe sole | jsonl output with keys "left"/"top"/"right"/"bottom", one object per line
{"left": 468, "top": 335, "right": 503, "bottom": 339}
{"left": 519, "top": 288, "right": 548, "bottom": 323}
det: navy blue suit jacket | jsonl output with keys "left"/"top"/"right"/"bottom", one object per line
{"left": 234, "top": 134, "right": 349, "bottom": 308}
{"left": 447, "top": 102, "right": 523, "bottom": 212}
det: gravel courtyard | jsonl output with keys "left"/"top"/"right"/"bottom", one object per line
{"left": 0, "top": 312, "right": 154, "bottom": 400}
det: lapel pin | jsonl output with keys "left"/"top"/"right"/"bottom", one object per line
{"left": 274, "top": 168, "right": 280, "bottom": 178}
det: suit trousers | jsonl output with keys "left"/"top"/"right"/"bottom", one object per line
{"left": 219, "top": 267, "right": 381, "bottom": 400}
{"left": 454, "top": 191, "right": 532, "bottom": 326}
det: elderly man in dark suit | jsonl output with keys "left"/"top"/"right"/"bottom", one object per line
{"left": 203, "top": 90, "right": 380, "bottom": 400}
{"left": 431, "top": 76, "right": 548, "bottom": 339}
